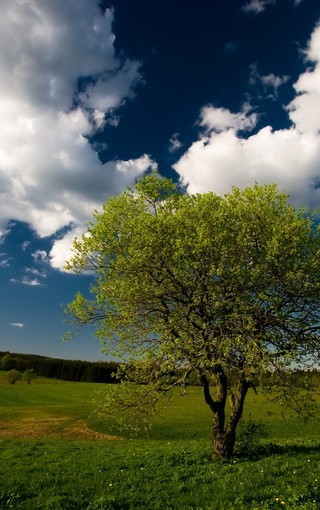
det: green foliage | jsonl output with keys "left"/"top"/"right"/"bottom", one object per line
{"left": 66, "top": 173, "right": 320, "bottom": 457}
{"left": 23, "top": 368, "right": 36, "bottom": 384}
{"left": 6, "top": 369, "right": 22, "bottom": 385}
{"left": 236, "top": 416, "right": 269, "bottom": 455}
{"left": 0, "top": 354, "right": 13, "bottom": 370}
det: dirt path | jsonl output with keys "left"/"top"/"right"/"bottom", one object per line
{"left": 0, "top": 417, "right": 120, "bottom": 440}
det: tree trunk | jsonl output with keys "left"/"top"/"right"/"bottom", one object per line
{"left": 211, "top": 380, "right": 249, "bottom": 459}
{"left": 212, "top": 429, "right": 236, "bottom": 459}
{"left": 200, "top": 370, "right": 249, "bottom": 459}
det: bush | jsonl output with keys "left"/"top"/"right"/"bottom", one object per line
{"left": 236, "top": 416, "right": 269, "bottom": 455}
{"left": 7, "top": 369, "right": 22, "bottom": 385}
{"left": 23, "top": 368, "right": 36, "bottom": 384}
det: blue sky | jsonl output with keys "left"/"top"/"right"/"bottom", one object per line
{"left": 1, "top": 0, "right": 320, "bottom": 361}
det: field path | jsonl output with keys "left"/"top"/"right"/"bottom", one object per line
{"left": 0, "top": 417, "right": 120, "bottom": 440}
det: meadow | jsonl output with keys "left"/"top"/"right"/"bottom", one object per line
{"left": 0, "top": 372, "right": 319, "bottom": 509}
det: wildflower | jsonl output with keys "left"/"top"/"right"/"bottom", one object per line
{"left": 280, "top": 502, "right": 285, "bottom": 506}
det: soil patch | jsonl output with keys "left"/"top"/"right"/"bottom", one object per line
{"left": 0, "top": 417, "right": 120, "bottom": 440}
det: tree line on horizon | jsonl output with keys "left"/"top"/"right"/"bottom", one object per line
{"left": 0, "top": 351, "right": 119, "bottom": 383}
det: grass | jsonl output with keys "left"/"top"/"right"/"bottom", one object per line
{"left": 0, "top": 372, "right": 320, "bottom": 509}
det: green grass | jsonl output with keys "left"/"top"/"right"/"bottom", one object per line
{"left": 0, "top": 373, "right": 101, "bottom": 422}
{"left": 0, "top": 373, "right": 320, "bottom": 509}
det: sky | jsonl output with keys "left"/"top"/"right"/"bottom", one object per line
{"left": 1, "top": 0, "right": 320, "bottom": 361}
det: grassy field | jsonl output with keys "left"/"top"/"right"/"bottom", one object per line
{"left": 0, "top": 372, "right": 319, "bottom": 509}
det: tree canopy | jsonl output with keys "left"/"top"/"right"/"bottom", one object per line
{"left": 66, "top": 172, "right": 320, "bottom": 458}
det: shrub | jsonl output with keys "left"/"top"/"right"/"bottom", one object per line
{"left": 7, "top": 369, "right": 22, "bottom": 385}
{"left": 23, "top": 368, "right": 36, "bottom": 384}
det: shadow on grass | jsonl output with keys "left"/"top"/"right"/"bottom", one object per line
{"left": 235, "top": 441, "right": 320, "bottom": 461}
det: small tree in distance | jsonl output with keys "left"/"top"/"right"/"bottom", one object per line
{"left": 23, "top": 369, "right": 36, "bottom": 384}
{"left": 66, "top": 172, "right": 320, "bottom": 459}
{"left": 7, "top": 369, "right": 22, "bottom": 385}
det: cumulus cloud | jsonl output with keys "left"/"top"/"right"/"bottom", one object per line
{"left": 49, "top": 226, "right": 87, "bottom": 271}
{"left": 288, "top": 24, "right": 320, "bottom": 134}
{"left": 10, "top": 323, "right": 24, "bottom": 328}
{"left": 173, "top": 22, "right": 320, "bottom": 209}
{"left": 199, "top": 103, "right": 258, "bottom": 133}
{"left": 0, "top": 0, "right": 153, "bottom": 270}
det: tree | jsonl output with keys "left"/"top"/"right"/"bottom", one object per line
{"left": 7, "top": 369, "right": 22, "bottom": 385}
{"left": 23, "top": 368, "right": 36, "bottom": 384}
{"left": 66, "top": 173, "right": 320, "bottom": 458}
{"left": 0, "top": 354, "right": 13, "bottom": 370}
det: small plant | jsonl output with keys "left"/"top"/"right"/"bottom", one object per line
{"left": 236, "top": 416, "right": 269, "bottom": 455}
{"left": 6, "top": 369, "right": 22, "bottom": 385}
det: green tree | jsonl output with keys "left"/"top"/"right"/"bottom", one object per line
{"left": 7, "top": 369, "right": 22, "bottom": 385}
{"left": 0, "top": 354, "right": 13, "bottom": 370}
{"left": 23, "top": 368, "right": 36, "bottom": 384}
{"left": 66, "top": 173, "right": 320, "bottom": 458}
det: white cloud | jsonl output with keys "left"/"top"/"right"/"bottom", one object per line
{"left": 0, "top": 226, "right": 11, "bottom": 245}
{"left": 10, "top": 322, "right": 24, "bottom": 328}
{"left": 10, "top": 276, "right": 42, "bottom": 286}
{"left": 169, "top": 133, "right": 183, "bottom": 153}
{"left": 21, "top": 241, "right": 31, "bottom": 251}
{"left": 22, "top": 277, "right": 42, "bottom": 286}
{"left": 199, "top": 104, "right": 258, "bottom": 133}
{"left": 249, "top": 65, "right": 290, "bottom": 99}
{"left": 49, "top": 226, "right": 87, "bottom": 272}
{"left": 173, "top": 23, "right": 320, "bottom": 210}
{"left": 260, "top": 73, "right": 289, "bottom": 89}
{"left": 242, "top": 0, "right": 275, "bottom": 14}
{"left": 0, "top": 257, "right": 10, "bottom": 268}
{"left": 288, "top": 23, "right": 320, "bottom": 134}
{"left": 0, "top": 0, "right": 153, "bottom": 263}
{"left": 26, "top": 267, "right": 47, "bottom": 278}
{"left": 31, "top": 250, "right": 49, "bottom": 263}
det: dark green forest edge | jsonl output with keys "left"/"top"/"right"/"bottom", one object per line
{"left": 0, "top": 351, "right": 118, "bottom": 383}
{"left": 1, "top": 350, "right": 320, "bottom": 391}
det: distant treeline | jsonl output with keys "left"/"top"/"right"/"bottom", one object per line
{"left": 0, "top": 351, "right": 119, "bottom": 383}
{"left": 1, "top": 351, "right": 319, "bottom": 387}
